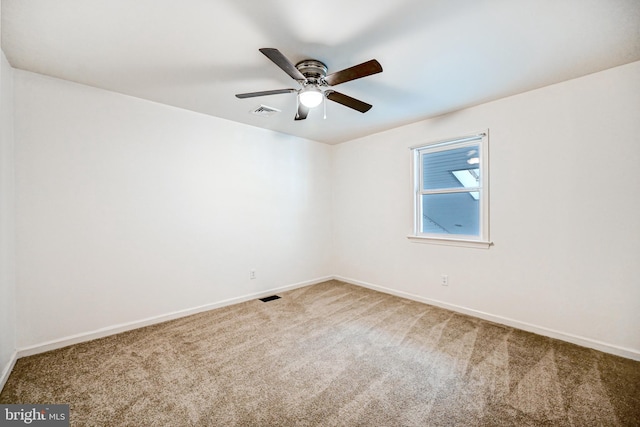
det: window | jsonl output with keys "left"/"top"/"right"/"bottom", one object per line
{"left": 409, "top": 131, "right": 491, "bottom": 248}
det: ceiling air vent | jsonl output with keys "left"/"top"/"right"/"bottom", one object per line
{"left": 251, "top": 105, "right": 281, "bottom": 117}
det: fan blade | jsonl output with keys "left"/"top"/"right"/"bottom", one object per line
{"left": 326, "top": 91, "right": 372, "bottom": 113}
{"left": 295, "top": 103, "right": 309, "bottom": 121}
{"left": 324, "top": 59, "right": 382, "bottom": 86}
{"left": 235, "top": 89, "right": 296, "bottom": 99}
{"left": 259, "top": 48, "right": 306, "bottom": 81}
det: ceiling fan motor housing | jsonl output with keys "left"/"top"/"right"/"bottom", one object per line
{"left": 295, "top": 60, "right": 328, "bottom": 84}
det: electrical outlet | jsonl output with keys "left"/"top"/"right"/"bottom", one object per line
{"left": 250, "top": 270, "right": 256, "bottom": 280}
{"left": 441, "top": 274, "right": 449, "bottom": 286}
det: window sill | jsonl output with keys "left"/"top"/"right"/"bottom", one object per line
{"left": 407, "top": 235, "right": 492, "bottom": 249}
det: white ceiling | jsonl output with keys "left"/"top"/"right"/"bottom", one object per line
{"left": 2, "top": 0, "right": 640, "bottom": 144}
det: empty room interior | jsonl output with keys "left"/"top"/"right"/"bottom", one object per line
{"left": 1, "top": 1, "right": 640, "bottom": 425}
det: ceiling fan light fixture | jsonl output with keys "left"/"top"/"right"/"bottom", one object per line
{"left": 236, "top": 49, "right": 382, "bottom": 120}
{"left": 299, "top": 86, "right": 323, "bottom": 108}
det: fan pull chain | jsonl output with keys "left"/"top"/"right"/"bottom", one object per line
{"left": 323, "top": 94, "right": 327, "bottom": 119}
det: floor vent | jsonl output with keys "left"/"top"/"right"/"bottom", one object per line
{"left": 259, "top": 295, "right": 281, "bottom": 302}
{"left": 250, "top": 105, "right": 281, "bottom": 117}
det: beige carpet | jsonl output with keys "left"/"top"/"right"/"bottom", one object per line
{"left": 2, "top": 280, "right": 639, "bottom": 426}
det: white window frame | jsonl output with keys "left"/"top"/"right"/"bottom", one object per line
{"left": 407, "top": 131, "right": 492, "bottom": 249}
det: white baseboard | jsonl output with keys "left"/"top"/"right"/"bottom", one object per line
{"left": 9, "top": 273, "right": 639, "bottom": 372}
{"left": 0, "top": 351, "right": 18, "bottom": 392}
{"left": 334, "top": 275, "right": 640, "bottom": 361}
{"left": 17, "top": 276, "right": 332, "bottom": 359}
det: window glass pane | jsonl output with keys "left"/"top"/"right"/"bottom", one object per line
{"left": 421, "top": 193, "right": 479, "bottom": 236}
{"left": 422, "top": 144, "right": 480, "bottom": 190}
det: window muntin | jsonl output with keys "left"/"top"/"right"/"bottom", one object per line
{"left": 412, "top": 132, "right": 489, "bottom": 245}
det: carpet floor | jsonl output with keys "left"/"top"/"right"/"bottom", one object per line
{"left": 1, "top": 280, "right": 639, "bottom": 426}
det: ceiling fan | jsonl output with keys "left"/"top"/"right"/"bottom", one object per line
{"left": 235, "top": 48, "right": 383, "bottom": 120}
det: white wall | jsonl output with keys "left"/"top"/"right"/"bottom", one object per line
{"left": 333, "top": 61, "right": 640, "bottom": 358}
{"left": 0, "top": 47, "right": 17, "bottom": 385}
{"left": 7, "top": 59, "right": 640, "bottom": 363}
{"left": 14, "top": 70, "right": 333, "bottom": 350}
